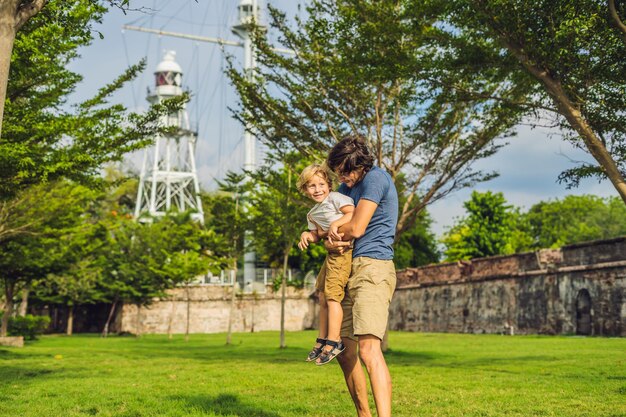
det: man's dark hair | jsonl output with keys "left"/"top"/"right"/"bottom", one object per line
{"left": 327, "top": 134, "right": 374, "bottom": 175}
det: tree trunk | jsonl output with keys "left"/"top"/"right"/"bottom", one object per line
{"left": 135, "top": 304, "right": 142, "bottom": 338}
{"left": 549, "top": 90, "right": 626, "bottom": 203}
{"left": 0, "top": 5, "right": 17, "bottom": 139}
{"left": 167, "top": 298, "right": 176, "bottom": 340}
{"left": 226, "top": 265, "right": 237, "bottom": 345}
{"left": 185, "top": 284, "right": 191, "bottom": 342}
{"left": 53, "top": 306, "right": 59, "bottom": 332}
{"left": 503, "top": 39, "right": 626, "bottom": 204}
{"left": 66, "top": 305, "right": 74, "bottom": 336}
{"left": 18, "top": 286, "right": 29, "bottom": 316}
{"left": 1, "top": 279, "right": 15, "bottom": 337}
{"left": 279, "top": 247, "right": 289, "bottom": 349}
{"left": 250, "top": 293, "right": 255, "bottom": 333}
{"left": 102, "top": 297, "right": 118, "bottom": 338}
{"left": 609, "top": 0, "right": 626, "bottom": 45}
{"left": 0, "top": 0, "right": 46, "bottom": 138}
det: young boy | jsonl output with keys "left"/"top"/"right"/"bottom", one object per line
{"left": 297, "top": 164, "right": 354, "bottom": 365}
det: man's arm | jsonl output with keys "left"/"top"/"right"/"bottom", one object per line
{"left": 337, "top": 199, "right": 378, "bottom": 240}
{"left": 332, "top": 205, "right": 355, "bottom": 228}
{"left": 328, "top": 205, "right": 354, "bottom": 243}
{"left": 324, "top": 200, "right": 377, "bottom": 252}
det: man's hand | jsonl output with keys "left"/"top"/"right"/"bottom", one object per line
{"left": 324, "top": 238, "right": 351, "bottom": 254}
{"left": 298, "top": 231, "right": 317, "bottom": 250}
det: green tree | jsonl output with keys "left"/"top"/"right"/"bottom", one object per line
{"left": 201, "top": 172, "right": 252, "bottom": 264}
{"left": 525, "top": 195, "right": 626, "bottom": 248}
{"left": 248, "top": 161, "right": 311, "bottom": 272}
{"left": 1, "top": 0, "right": 184, "bottom": 200}
{"left": 201, "top": 172, "right": 252, "bottom": 345}
{"left": 97, "top": 212, "right": 218, "bottom": 337}
{"left": 153, "top": 214, "right": 223, "bottom": 341}
{"left": 439, "top": 0, "right": 626, "bottom": 203}
{"left": 0, "top": 180, "right": 97, "bottom": 336}
{"left": 0, "top": 0, "right": 48, "bottom": 136}
{"left": 0, "top": 0, "right": 137, "bottom": 138}
{"left": 441, "top": 191, "right": 529, "bottom": 261}
{"left": 393, "top": 173, "right": 440, "bottom": 269}
{"left": 394, "top": 210, "right": 440, "bottom": 270}
{"left": 609, "top": 0, "right": 626, "bottom": 44}
{"left": 228, "top": 0, "right": 524, "bottom": 239}
{"left": 247, "top": 155, "right": 312, "bottom": 348}
{"left": 442, "top": 192, "right": 626, "bottom": 262}
{"left": 34, "top": 220, "right": 108, "bottom": 336}
{"left": 38, "top": 260, "right": 104, "bottom": 336}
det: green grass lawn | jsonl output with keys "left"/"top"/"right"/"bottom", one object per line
{"left": 0, "top": 331, "right": 624, "bottom": 417}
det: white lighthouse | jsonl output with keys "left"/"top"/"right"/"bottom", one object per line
{"left": 134, "top": 50, "right": 204, "bottom": 223}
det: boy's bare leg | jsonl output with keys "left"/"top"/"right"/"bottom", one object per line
{"left": 325, "top": 299, "right": 343, "bottom": 344}
{"left": 337, "top": 337, "right": 372, "bottom": 417}
{"left": 358, "top": 335, "right": 391, "bottom": 417}
{"left": 317, "top": 292, "right": 328, "bottom": 341}
{"left": 307, "top": 292, "right": 328, "bottom": 361}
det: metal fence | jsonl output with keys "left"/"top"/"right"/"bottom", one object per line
{"left": 190, "top": 268, "right": 318, "bottom": 294}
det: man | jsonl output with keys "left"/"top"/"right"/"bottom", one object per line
{"left": 325, "top": 134, "right": 398, "bottom": 417}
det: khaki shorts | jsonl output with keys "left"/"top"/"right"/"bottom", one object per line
{"left": 340, "top": 257, "right": 396, "bottom": 341}
{"left": 315, "top": 249, "right": 353, "bottom": 303}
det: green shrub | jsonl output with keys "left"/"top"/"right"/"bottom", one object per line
{"left": 8, "top": 315, "right": 51, "bottom": 340}
{"left": 271, "top": 275, "right": 305, "bottom": 292}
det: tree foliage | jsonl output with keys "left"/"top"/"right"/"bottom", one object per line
{"left": 1, "top": 0, "right": 185, "bottom": 200}
{"left": 228, "top": 0, "right": 524, "bottom": 239}
{"left": 245, "top": 154, "right": 313, "bottom": 349}
{"left": 0, "top": 180, "right": 97, "bottom": 336}
{"left": 441, "top": 191, "right": 522, "bottom": 261}
{"left": 2, "top": 173, "right": 226, "bottom": 336}
{"left": 202, "top": 172, "right": 253, "bottom": 264}
{"left": 97, "top": 212, "right": 219, "bottom": 309}
{"left": 394, "top": 210, "right": 440, "bottom": 269}
{"left": 438, "top": 0, "right": 626, "bottom": 203}
{"left": 442, "top": 191, "right": 626, "bottom": 261}
{"left": 525, "top": 195, "right": 626, "bottom": 248}
{"left": 247, "top": 155, "right": 312, "bottom": 270}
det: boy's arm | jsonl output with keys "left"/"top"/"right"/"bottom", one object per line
{"left": 308, "top": 218, "right": 327, "bottom": 238}
{"left": 328, "top": 205, "right": 354, "bottom": 243}
{"left": 298, "top": 229, "right": 320, "bottom": 250}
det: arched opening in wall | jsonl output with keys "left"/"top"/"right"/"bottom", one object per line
{"left": 576, "top": 289, "right": 592, "bottom": 336}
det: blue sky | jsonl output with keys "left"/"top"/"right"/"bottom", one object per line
{"left": 68, "top": 0, "right": 617, "bottom": 236}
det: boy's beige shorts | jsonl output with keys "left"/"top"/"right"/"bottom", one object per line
{"left": 315, "top": 249, "right": 353, "bottom": 303}
{"left": 340, "top": 257, "right": 396, "bottom": 341}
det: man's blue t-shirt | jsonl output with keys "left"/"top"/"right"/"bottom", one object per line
{"left": 338, "top": 166, "right": 398, "bottom": 260}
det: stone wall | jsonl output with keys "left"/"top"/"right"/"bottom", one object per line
{"left": 116, "top": 238, "right": 625, "bottom": 336}
{"left": 390, "top": 237, "right": 626, "bottom": 336}
{"left": 118, "top": 285, "right": 317, "bottom": 334}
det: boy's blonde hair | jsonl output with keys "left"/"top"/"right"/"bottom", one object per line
{"left": 297, "top": 164, "right": 333, "bottom": 194}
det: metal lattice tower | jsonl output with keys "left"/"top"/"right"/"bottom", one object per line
{"left": 232, "top": 0, "right": 262, "bottom": 172}
{"left": 134, "top": 51, "right": 204, "bottom": 223}
{"left": 232, "top": 0, "right": 263, "bottom": 288}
